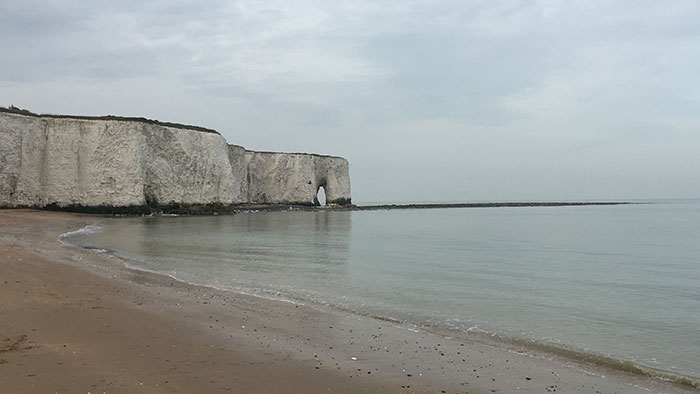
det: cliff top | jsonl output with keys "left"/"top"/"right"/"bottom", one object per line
{"left": 0, "top": 106, "right": 220, "bottom": 135}
{"left": 244, "top": 149, "right": 347, "bottom": 160}
{"left": 228, "top": 144, "right": 345, "bottom": 160}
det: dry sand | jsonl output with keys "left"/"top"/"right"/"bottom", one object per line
{"left": 0, "top": 209, "right": 697, "bottom": 394}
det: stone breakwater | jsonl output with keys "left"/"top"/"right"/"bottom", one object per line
{"left": 0, "top": 109, "right": 351, "bottom": 213}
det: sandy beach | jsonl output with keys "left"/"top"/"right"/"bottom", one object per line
{"left": 1, "top": 209, "right": 697, "bottom": 394}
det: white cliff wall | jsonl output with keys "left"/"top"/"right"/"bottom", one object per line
{"left": 0, "top": 112, "right": 246, "bottom": 209}
{"left": 245, "top": 151, "right": 351, "bottom": 205}
{"left": 227, "top": 144, "right": 249, "bottom": 203}
{"left": 0, "top": 110, "right": 351, "bottom": 211}
{"left": 139, "top": 124, "right": 246, "bottom": 206}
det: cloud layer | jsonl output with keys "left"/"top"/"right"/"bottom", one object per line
{"left": 2, "top": 0, "right": 699, "bottom": 202}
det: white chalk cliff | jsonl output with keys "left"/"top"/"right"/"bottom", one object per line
{"left": 0, "top": 109, "right": 351, "bottom": 212}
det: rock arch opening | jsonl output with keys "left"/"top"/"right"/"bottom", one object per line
{"left": 316, "top": 183, "right": 327, "bottom": 206}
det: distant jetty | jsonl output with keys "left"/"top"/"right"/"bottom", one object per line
{"left": 350, "top": 201, "right": 634, "bottom": 210}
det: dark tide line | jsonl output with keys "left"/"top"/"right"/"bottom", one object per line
{"left": 329, "top": 304, "right": 700, "bottom": 390}
{"left": 280, "top": 289, "right": 700, "bottom": 390}
{"left": 494, "top": 335, "right": 700, "bottom": 390}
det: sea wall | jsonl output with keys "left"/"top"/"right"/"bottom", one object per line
{"left": 0, "top": 110, "right": 351, "bottom": 212}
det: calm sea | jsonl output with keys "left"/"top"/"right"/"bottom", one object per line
{"left": 65, "top": 201, "right": 700, "bottom": 378}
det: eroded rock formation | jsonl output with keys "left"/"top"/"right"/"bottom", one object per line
{"left": 244, "top": 151, "right": 351, "bottom": 206}
{"left": 0, "top": 109, "right": 351, "bottom": 213}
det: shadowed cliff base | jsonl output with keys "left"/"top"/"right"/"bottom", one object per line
{"left": 0, "top": 201, "right": 635, "bottom": 215}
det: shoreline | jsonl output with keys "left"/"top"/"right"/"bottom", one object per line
{"left": 1, "top": 209, "right": 697, "bottom": 393}
{"left": 0, "top": 210, "right": 393, "bottom": 394}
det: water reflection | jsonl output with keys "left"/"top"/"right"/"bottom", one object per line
{"left": 106, "top": 211, "right": 354, "bottom": 283}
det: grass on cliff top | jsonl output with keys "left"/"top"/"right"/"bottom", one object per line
{"left": 0, "top": 105, "right": 220, "bottom": 135}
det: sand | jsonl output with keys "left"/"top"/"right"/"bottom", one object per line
{"left": 0, "top": 209, "right": 697, "bottom": 394}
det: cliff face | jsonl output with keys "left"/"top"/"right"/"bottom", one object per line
{"left": 245, "top": 151, "right": 351, "bottom": 206}
{"left": 0, "top": 110, "right": 351, "bottom": 212}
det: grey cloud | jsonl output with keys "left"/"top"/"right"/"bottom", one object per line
{"left": 1, "top": 0, "right": 699, "bottom": 202}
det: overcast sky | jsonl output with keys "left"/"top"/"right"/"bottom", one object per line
{"left": 2, "top": 1, "right": 699, "bottom": 203}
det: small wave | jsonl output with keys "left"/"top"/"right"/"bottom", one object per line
{"left": 58, "top": 223, "right": 104, "bottom": 244}
{"left": 119, "top": 260, "right": 306, "bottom": 306}
{"left": 80, "top": 245, "right": 112, "bottom": 254}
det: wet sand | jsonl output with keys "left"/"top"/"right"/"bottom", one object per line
{"left": 0, "top": 209, "right": 697, "bottom": 394}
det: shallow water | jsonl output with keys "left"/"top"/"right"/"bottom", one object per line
{"left": 68, "top": 201, "right": 700, "bottom": 378}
